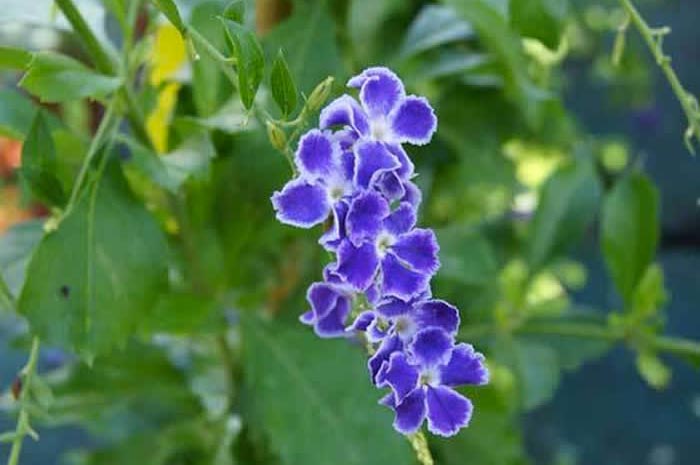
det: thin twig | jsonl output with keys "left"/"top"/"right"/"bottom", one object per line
{"left": 6, "top": 337, "right": 41, "bottom": 465}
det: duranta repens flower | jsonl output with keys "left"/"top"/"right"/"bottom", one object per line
{"left": 271, "top": 67, "right": 488, "bottom": 437}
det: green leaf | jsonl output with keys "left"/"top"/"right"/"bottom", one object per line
{"left": 0, "top": 46, "right": 33, "bottom": 70}
{"left": 264, "top": 0, "right": 342, "bottom": 94}
{"left": 222, "top": 20, "right": 265, "bottom": 109}
{"left": 349, "top": 0, "right": 406, "bottom": 63}
{"left": 600, "top": 173, "right": 659, "bottom": 304}
{"left": 242, "top": 316, "right": 413, "bottom": 465}
{"left": 509, "top": 0, "right": 568, "bottom": 49}
{"left": 399, "top": 4, "right": 474, "bottom": 59}
{"left": 0, "top": 220, "right": 44, "bottom": 308}
{"left": 528, "top": 157, "right": 602, "bottom": 273}
{"left": 142, "top": 292, "right": 222, "bottom": 335}
{"left": 223, "top": 0, "right": 245, "bottom": 23}
{"left": 510, "top": 339, "right": 561, "bottom": 410}
{"left": 19, "top": 163, "right": 169, "bottom": 361}
{"left": 19, "top": 111, "right": 66, "bottom": 207}
{"left": 636, "top": 350, "right": 671, "bottom": 390}
{"left": 442, "top": 0, "right": 544, "bottom": 125}
{"left": 270, "top": 50, "right": 298, "bottom": 117}
{"left": 19, "top": 52, "right": 122, "bottom": 103}
{"left": 0, "top": 89, "right": 37, "bottom": 139}
{"left": 631, "top": 264, "right": 667, "bottom": 318}
{"left": 151, "top": 0, "right": 186, "bottom": 33}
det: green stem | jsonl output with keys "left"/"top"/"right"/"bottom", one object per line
{"left": 618, "top": 0, "right": 700, "bottom": 152}
{"left": 54, "top": 0, "right": 115, "bottom": 75}
{"left": 65, "top": 101, "right": 118, "bottom": 214}
{"left": 6, "top": 337, "right": 41, "bottom": 465}
{"left": 186, "top": 28, "right": 239, "bottom": 87}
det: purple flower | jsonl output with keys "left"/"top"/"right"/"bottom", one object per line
{"left": 320, "top": 67, "right": 437, "bottom": 147}
{"left": 332, "top": 195, "right": 440, "bottom": 299}
{"left": 376, "top": 328, "right": 488, "bottom": 437}
{"left": 300, "top": 281, "right": 353, "bottom": 338}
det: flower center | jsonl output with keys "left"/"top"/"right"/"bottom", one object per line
{"left": 329, "top": 185, "right": 345, "bottom": 201}
{"left": 419, "top": 368, "right": 440, "bottom": 387}
{"left": 370, "top": 119, "right": 389, "bottom": 141}
{"left": 376, "top": 231, "right": 396, "bottom": 257}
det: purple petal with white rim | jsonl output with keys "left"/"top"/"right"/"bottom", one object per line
{"left": 334, "top": 240, "right": 380, "bottom": 291}
{"left": 319, "top": 200, "right": 349, "bottom": 252}
{"left": 314, "top": 295, "right": 352, "bottom": 338}
{"left": 319, "top": 94, "right": 369, "bottom": 135}
{"left": 410, "top": 327, "right": 453, "bottom": 367}
{"left": 425, "top": 386, "right": 472, "bottom": 437}
{"left": 413, "top": 300, "right": 460, "bottom": 335}
{"left": 366, "top": 318, "right": 388, "bottom": 342}
{"left": 390, "top": 96, "right": 437, "bottom": 146}
{"left": 347, "top": 311, "right": 376, "bottom": 333}
{"left": 390, "top": 228, "right": 440, "bottom": 275}
{"left": 307, "top": 282, "right": 341, "bottom": 321}
{"left": 439, "top": 343, "right": 489, "bottom": 387}
{"left": 381, "top": 253, "right": 431, "bottom": 300}
{"left": 346, "top": 190, "right": 390, "bottom": 247}
{"left": 299, "top": 310, "right": 314, "bottom": 325}
{"left": 295, "top": 129, "right": 338, "bottom": 179}
{"left": 271, "top": 179, "right": 330, "bottom": 228}
{"left": 383, "top": 203, "right": 417, "bottom": 236}
{"left": 402, "top": 180, "right": 422, "bottom": 207}
{"left": 348, "top": 67, "right": 405, "bottom": 118}
{"left": 377, "top": 352, "right": 420, "bottom": 403}
{"left": 377, "top": 172, "right": 405, "bottom": 201}
{"left": 391, "top": 387, "right": 427, "bottom": 435}
{"left": 386, "top": 143, "right": 415, "bottom": 179}
{"left": 354, "top": 140, "right": 401, "bottom": 190}
{"left": 376, "top": 298, "right": 412, "bottom": 318}
{"left": 368, "top": 335, "right": 402, "bottom": 383}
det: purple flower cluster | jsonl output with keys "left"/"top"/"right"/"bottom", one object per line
{"left": 271, "top": 67, "right": 488, "bottom": 437}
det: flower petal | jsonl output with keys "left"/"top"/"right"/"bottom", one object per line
{"left": 334, "top": 240, "right": 380, "bottom": 290}
{"left": 439, "top": 343, "right": 489, "bottom": 387}
{"left": 381, "top": 253, "right": 431, "bottom": 300}
{"left": 319, "top": 200, "right": 349, "bottom": 252}
{"left": 319, "top": 94, "right": 369, "bottom": 135}
{"left": 409, "top": 327, "right": 453, "bottom": 367}
{"left": 306, "top": 282, "right": 341, "bottom": 321}
{"left": 347, "top": 311, "right": 376, "bottom": 333}
{"left": 383, "top": 203, "right": 417, "bottom": 237}
{"left": 348, "top": 67, "right": 406, "bottom": 118}
{"left": 295, "top": 129, "right": 338, "bottom": 179}
{"left": 413, "top": 299, "right": 460, "bottom": 335}
{"left": 347, "top": 190, "right": 390, "bottom": 246}
{"left": 377, "top": 352, "right": 420, "bottom": 403}
{"left": 390, "top": 96, "right": 437, "bottom": 145}
{"left": 377, "top": 172, "right": 406, "bottom": 201}
{"left": 314, "top": 295, "right": 352, "bottom": 338}
{"left": 271, "top": 179, "right": 330, "bottom": 228}
{"left": 376, "top": 298, "right": 413, "bottom": 318}
{"left": 426, "top": 386, "right": 472, "bottom": 437}
{"left": 354, "top": 140, "right": 401, "bottom": 190}
{"left": 386, "top": 143, "right": 415, "bottom": 179}
{"left": 368, "top": 335, "right": 402, "bottom": 383}
{"left": 391, "top": 387, "right": 427, "bottom": 435}
{"left": 391, "top": 228, "right": 440, "bottom": 275}
{"left": 401, "top": 180, "right": 423, "bottom": 208}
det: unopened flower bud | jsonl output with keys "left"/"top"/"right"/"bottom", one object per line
{"left": 305, "top": 76, "right": 334, "bottom": 113}
{"left": 266, "top": 121, "right": 287, "bottom": 152}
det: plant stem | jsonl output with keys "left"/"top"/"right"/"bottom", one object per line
{"left": 54, "top": 0, "right": 115, "bottom": 75}
{"left": 65, "top": 101, "right": 118, "bottom": 214}
{"left": 6, "top": 337, "right": 41, "bottom": 465}
{"left": 618, "top": 0, "right": 700, "bottom": 152}
{"left": 187, "top": 28, "right": 239, "bottom": 87}
{"left": 408, "top": 431, "right": 434, "bottom": 465}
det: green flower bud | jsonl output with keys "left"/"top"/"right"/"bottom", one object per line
{"left": 266, "top": 121, "right": 287, "bottom": 152}
{"left": 305, "top": 76, "right": 334, "bottom": 113}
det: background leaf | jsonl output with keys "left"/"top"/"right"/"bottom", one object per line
{"left": 222, "top": 20, "right": 265, "bottom": 109}
{"left": 600, "top": 173, "right": 659, "bottom": 304}
{"left": 270, "top": 50, "right": 298, "bottom": 117}
{"left": 20, "top": 110, "right": 66, "bottom": 207}
{"left": 242, "top": 316, "right": 413, "bottom": 465}
{"left": 19, "top": 162, "right": 169, "bottom": 360}
{"left": 399, "top": 4, "right": 474, "bottom": 59}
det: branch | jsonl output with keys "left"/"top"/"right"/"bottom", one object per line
{"left": 5, "top": 337, "right": 41, "bottom": 465}
{"left": 618, "top": 0, "right": 700, "bottom": 153}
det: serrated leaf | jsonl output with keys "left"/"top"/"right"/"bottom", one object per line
{"left": 528, "top": 157, "right": 602, "bottom": 273}
{"left": 19, "top": 162, "right": 169, "bottom": 360}
{"left": 152, "top": 0, "right": 186, "bottom": 34}
{"left": 223, "top": 0, "right": 245, "bottom": 23}
{"left": 399, "top": 4, "right": 474, "bottom": 59}
{"left": 20, "top": 110, "right": 66, "bottom": 207}
{"left": 222, "top": 19, "right": 265, "bottom": 109}
{"left": 20, "top": 52, "right": 122, "bottom": 103}
{"left": 242, "top": 316, "right": 413, "bottom": 465}
{"left": 264, "top": 0, "right": 342, "bottom": 94}
{"left": 0, "top": 46, "right": 33, "bottom": 70}
{"left": 270, "top": 50, "right": 298, "bottom": 117}
{"left": 601, "top": 173, "right": 659, "bottom": 304}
